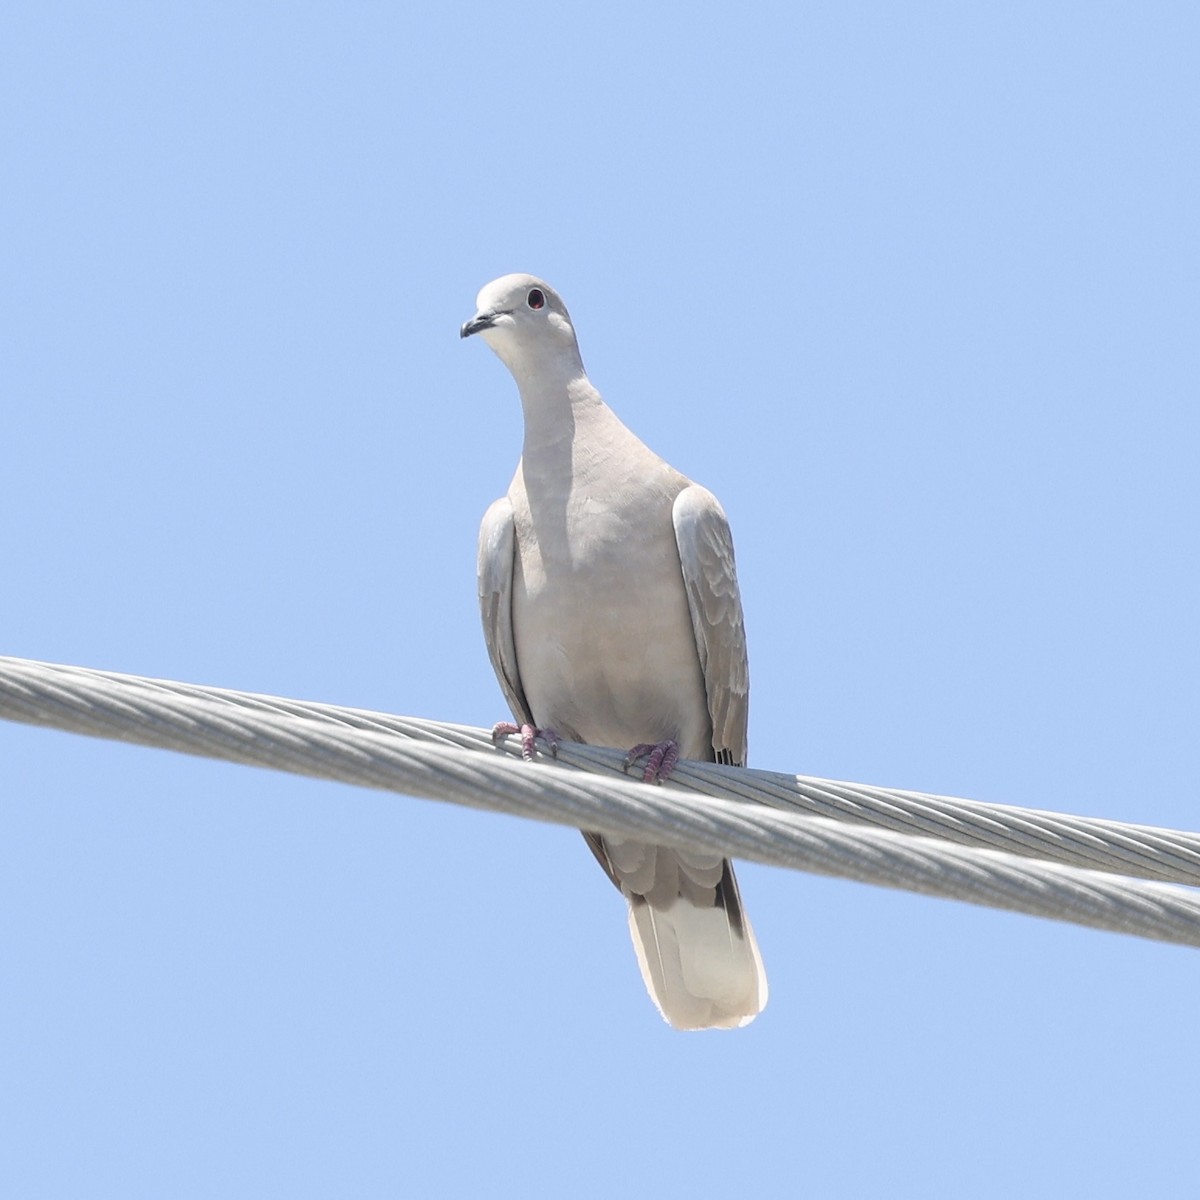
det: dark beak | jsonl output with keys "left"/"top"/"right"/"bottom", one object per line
{"left": 460, "top": 312, "right": 497, "bottom": 339}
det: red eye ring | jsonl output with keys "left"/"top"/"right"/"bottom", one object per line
{"left": 527, "top": 288, "right": 545, "bottom": 310}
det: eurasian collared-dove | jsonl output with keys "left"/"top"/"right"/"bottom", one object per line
{"left": 462, "top": 274, "right": 767, "bottom": 1030}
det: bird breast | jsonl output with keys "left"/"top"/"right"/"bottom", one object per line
{"left": 509, "top": 457, "right": 712, "bottom": 760}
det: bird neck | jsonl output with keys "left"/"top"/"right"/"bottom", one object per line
{"left": 516, "top": 368, "right": 608, "bottom": 459}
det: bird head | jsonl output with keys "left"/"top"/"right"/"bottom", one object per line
{"left": 460, "top": 274, "right": 583, "bottom": 379}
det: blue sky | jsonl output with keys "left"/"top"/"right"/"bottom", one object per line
{"left": 2, "top": 3, "right": 1198, "bottom": 1196}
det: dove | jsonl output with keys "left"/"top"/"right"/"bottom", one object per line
{"left": 462, "top": 274, "right": 767, "bottom": 1030}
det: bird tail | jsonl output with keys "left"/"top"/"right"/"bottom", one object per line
{"left": 626, "top": 858, "right": 767, "bottom": 1030}
{"left": 585, "top": 833, "right": 767, "bottom": 1030}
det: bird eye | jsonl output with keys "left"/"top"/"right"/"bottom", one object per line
{"left": 527, "top": 288, "right": 545, "bottom": 310}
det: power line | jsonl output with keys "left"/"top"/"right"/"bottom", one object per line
{"left": 2, "top": 654, "right": 1198, "bottom": 948}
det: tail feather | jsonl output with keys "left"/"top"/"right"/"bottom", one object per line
{"left": 627, "top": 888, "right": 766, "bottom": 1028}
{"left": 584, "top": 833, "right": 767, "bottom": 1029}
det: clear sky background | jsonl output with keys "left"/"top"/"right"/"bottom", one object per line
{"left": 2, "top": 4, "right": 1198, "bottom": 1196}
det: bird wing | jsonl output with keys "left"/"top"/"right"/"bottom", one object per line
{"left": 477, "top": 496, "right": 533, "bottom": 728}
{"left": 672, "top": 484, "right": 750, "bottom": 767}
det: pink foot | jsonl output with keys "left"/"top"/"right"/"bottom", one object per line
{"left": 623, "top": 739, "right": 680, "bottom": 784}
{"left": 492, "top": 722, "right": 560, "bottom": 762}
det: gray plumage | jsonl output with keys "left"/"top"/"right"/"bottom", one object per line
{"left": 464, "top": 274, "right": 767, "bottom": 1030}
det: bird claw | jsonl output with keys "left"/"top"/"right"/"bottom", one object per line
{"left": 492, "top": 722, "right": 560, "bottom": 761}
{"left": 623, "top": 739, "right": 680, "bottom": 784}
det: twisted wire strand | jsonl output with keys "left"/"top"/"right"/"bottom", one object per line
{"left": 8, "top": 655, "right": 1195, "bottom": 886}
{"left": 2, "top": 654, "right": 1199, "bottom": 948}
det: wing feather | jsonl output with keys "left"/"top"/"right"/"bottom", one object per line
{"left": 477, "top": 497, "right": 533, "bottom": 728}
{"left": 672, "top": 485, "right": 750, "bottom": 767}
